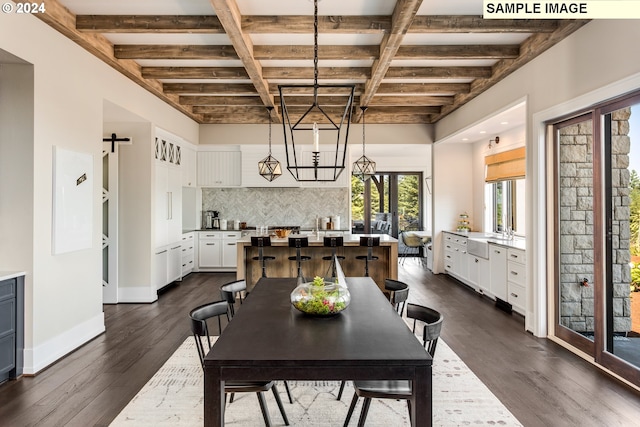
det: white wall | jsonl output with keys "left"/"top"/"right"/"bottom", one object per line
{"left": 0, "top": 12, "right": 199, "bottom": 373}
{"left": 433, "top": 20, "right": 640, "bottom": 337}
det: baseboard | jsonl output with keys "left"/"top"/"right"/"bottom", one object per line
{"left": 23, "top": 312, "right": 105, "bottom": 375}
{"left": 118, "top": 286, "right": 158, "bottom": 303}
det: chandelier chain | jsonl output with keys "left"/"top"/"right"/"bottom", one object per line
{"left": 267, "top": 107, "right": 273, "bottom": 154}
{"left": 314, "top": 0, "right": 318, "bottom": 88}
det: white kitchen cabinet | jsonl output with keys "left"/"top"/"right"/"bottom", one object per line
{"left": 221, "top": 231, "right": 241, "bottom": 267}
{"left": 181, "top": 145, "right": 197, "bottom": 187}
{"left": 167, "top": 243, "right": 182, "bottom": 283}
{"left": 489, "top": 244, "right": 508, "bottom": 301}
{"left": 153, "top": 247, "right": 168, "bottom": 291}
{"left": 181, "top": 232, "right": 196, "bottom": 276}
{"left": 240, "top": 145, "right": 299, "bottom": 187}
{"left": 507, "top": 248, "right": 526, "bottom": 314}
{"left": 155, "top": 162, "right": 169, "bottom": 248}
{"left": 197, "top": 151, "right": 241, "bottom": 187}
{"left": 468, "top": 255, "right": 490, "bottom": 294}
{"left": 199, "top": 233, "right": 222, "bottom": 267}
{"left": 443, "top": 232, "right": 469, "bottom": 283}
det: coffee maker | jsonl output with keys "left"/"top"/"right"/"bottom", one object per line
{"left": 202, "top": 210, "right": 220, "bottom": 229}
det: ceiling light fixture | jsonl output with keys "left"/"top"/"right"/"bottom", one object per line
{"left": 278, "top": 0, "right": 355, "bottom": 181}
{"left": 258, "top": 106, "right": 282, "bottom": 182}
{"left": 352, "top": 107, "right": 376, "bottom": 181}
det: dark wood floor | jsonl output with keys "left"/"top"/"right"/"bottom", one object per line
{"left": 1, "top": 262, "right": 640, "bottom": 426}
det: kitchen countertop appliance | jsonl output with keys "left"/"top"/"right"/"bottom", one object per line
{"left": 202, "top": 210, "right": 220, "bottom": 229}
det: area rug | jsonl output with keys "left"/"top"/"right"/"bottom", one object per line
{"left": 110, "top": 335, "right": 521, "bottom": 426}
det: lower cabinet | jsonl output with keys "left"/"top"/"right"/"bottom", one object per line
{"left": 154, "top": 242, "right": 182, "bottom": 291}
{"left": 198, "top": 231, "right": 241, "bottom": 271}
{"left": 0, "top": 275, "right": 24, "bottom": 383}
{"left": 467, "top": 255, "right": 490, "bottom": 294}
{"left": 507, "top": 248, "right": 526, "bottom": 315}
{"left": 181, "top": 232, "right": 196, "bottom": 276}
{"left": 489, "top": 244, "right": 508, "bottom": 301}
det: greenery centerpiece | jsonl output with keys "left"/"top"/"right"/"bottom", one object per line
{"left": 290, "top": 276, "right": 351, "bottom": 316}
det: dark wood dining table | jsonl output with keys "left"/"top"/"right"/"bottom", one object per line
{"left": 203, "top": 277, "right": 432, "bottom": 426}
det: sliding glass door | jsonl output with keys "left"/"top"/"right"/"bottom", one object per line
{"left": 552, "top": 91, "right": 640, "bottom": 386}
{"left": 351, "top": 172, "right": 423, "bottom": 238}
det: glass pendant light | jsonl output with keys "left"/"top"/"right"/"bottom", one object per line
{"left": 352, "top": 106, "right": 376, "bottom": 181}
{"left": 258, "top": 106, "right": 282, "bottom": 182}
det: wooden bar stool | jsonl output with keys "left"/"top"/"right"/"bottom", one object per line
{"left": 251, "top": 236, "right": 275, "bottom": 278}
{"left": 355, "top": 236, "right": 380, "bottom": 277}
{"left": 322, "top": 235, "right": 345, "bottom": 279}
{"left": 288, "top": 236, "right": 311, "bottom": 282}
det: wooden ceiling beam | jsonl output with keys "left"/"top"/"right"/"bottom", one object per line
{"left": 142, "top": 67, "right": 249, "bottom": 79}
{"left": 409, "top": 16, "right": 559, "bottom": 33}
{"left": 163, "top": 83, "right": 258, "bottom": 94}
{"left": 272, "top": 83, "right": 365, "bottom": 95}
{"left": 200, "top": 113, "right": 433, "bottom": 125}
{"left": 431, "top": 20, "right": 589, "bottom": 121}
{"left": 369, "top": 95, "right": 454, "bottom": 106}
{"left": 242, "top": 15, "right": 390, "bottom": 34}
{"left": 394, "top": 44, "right": 520, "bottom": 60}
{"left": 32, "top": 0, "right": 201, "bottom": 122}
{"left": 114, "top": 44, "right": 239, "bottom": 60}
{"left": 274, "top": 95, "right": 361, "bottom": 106}
{"left": 376, "top": 82, "right": 470, "bottom": 95}
{"left": 254, "top": 45, "right": 379, "bottom": 61}
{"left": 263, "top": 67, "right": 370, "bottom": 80}
{"left": 76, "top": 15, "right": 225, "bottom": 33}
{"left": 76, "top": 14, "right": 559, "bottom": 35}
{"left": 179, "top": 96, "right": 264, "bottom": 106}
{"left": 385, "top": 66, "right": 491, "bottom": 79}
{"left": 193, "top": 105, "right": 269, "bottom": 115}
{"left": 357, "top": 0, "right": 423, "bottom": 121}
{"left": 208, "top": 0, "right": 277, "bottom": 112}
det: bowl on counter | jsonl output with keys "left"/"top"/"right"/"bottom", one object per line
{"left": 274, "top": 228, "right": 292, "bottom": 238}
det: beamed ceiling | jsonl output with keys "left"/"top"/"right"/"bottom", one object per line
{"left": 34, "top": 0, "right": 589, "bottom": 124}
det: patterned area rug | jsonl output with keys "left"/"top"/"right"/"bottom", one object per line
{"left": 110, "top": 335, "right": 522, "bottom": 426}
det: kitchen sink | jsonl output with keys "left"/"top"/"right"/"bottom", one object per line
{"left": 467, "top": 238, "right": 489, "bottom": 259}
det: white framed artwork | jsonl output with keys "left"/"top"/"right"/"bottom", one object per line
{"left": 52, "top": 146, "right": 93, "bottom": 254}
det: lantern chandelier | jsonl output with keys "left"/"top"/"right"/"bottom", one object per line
{"left": 278, "top": 0, "right": 355, "bottom": 182}
{"left": 352, "top": 106, "right": 376, "bottom": 181}
{"left": 258, "top": 106, "right": 283, "bottom": 182}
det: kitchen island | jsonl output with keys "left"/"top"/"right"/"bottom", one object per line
{"left": 236, "top": 233, "right": 398, "bottom": 291}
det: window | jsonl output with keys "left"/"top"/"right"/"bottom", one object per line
{"left": 486, "top": 178, "right": 525, "bottom": 234}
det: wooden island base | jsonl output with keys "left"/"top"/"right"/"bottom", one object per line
{"left": 236, "top": 234, "right": 398, "bottom": 291}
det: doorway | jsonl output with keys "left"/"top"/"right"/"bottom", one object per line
{"left": 552, "top": 90, "right": 640, "bottom": 386}
{"left": 351, "top": 172, "right": 423, "bottom": 238}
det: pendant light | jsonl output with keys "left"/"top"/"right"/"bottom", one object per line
{"left": 352, "top": 107, "right": 376, "bottom": 181}
{"left": 278, "top": 0, "right": 355, "bottom": 182}
{"left": 258, "top": 106, "right": 282, "bottom": 182}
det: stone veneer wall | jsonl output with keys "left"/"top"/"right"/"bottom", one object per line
{"left": 202, "top": 187, "right": 349, "bottom": 230}
{"left": 558, "top": 108, "right": 631, "bottom": 333}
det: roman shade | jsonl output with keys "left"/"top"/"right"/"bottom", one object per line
{"left": 485, "top": 147, "right": 526, "bottom": 182}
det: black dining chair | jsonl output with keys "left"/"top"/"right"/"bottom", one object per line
{"left": 219, "top": 279, "right": 247, "bottom": 319}
{"left": 342, "top": 303, "right": 443, "bottom": 427}
{"left": 219, "top": 280, "right": 294, "bottom": 405}
{"left": 189, "top": 301, "right": 290, "bottom": 427}
{"left": 251, "top": 236, "right": 276, "bottom": 278}
{"left": 384, "top": 278, "right": 409, "bottom": 316}
{"left": 336, "top": 278, "right": 410, "bottom": 401}
{"left": 355, "top": 236, "right": 380, "bottom": 277}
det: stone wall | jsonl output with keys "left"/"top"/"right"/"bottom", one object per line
{"left": 558, "top": 109, "right": 632, "bottom": 333}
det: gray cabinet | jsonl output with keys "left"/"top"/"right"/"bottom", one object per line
{"left": 0, "top": 275, "right": 24, "bottom": 383}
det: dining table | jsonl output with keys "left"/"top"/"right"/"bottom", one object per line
{"left": 203, "top": 276, "right": 433, "bottom": 426}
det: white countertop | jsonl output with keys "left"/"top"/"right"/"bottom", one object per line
{"left": 446, "top": 230, "right": 526, "bottom": 251}
{"left": 0, "top": 271, "right": 26, "bottom": 282}
{"left": 237, "top": 232, "right": 398, "bottom": 245}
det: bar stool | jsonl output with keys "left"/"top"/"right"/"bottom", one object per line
{"left": 322, "top": 235, "right": 345, "bottom": 279}
{"left": 355, "top": 236, "right": 380, "bottom": 277}
{"left": 288, "top": 236, "right": 311, "bottom": 282}
{"left": 251, "top": 236, "right": 275, "bottom": 278}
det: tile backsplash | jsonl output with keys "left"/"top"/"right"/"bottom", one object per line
{"left": 202, "top": 187, "right": 349, "bottom": 229}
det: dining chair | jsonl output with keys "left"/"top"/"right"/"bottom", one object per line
{"left": 355, "top": 236, "right": 380, "bottom": 277}
{"left": 336, "top": 278, "right": 410, "bottom": 401}
{"left": 342, "top": 303, "right": 443, "bottom": 427}
{"left": 219, "top": 279, "right": 246, "bottom": 319}
{"left": 384, "top": 278, "right": 409, "bottom": 316}
{"left": 219, "top": 281, "right": 294, "bottom": 405}
{"left": 400, "top": 231, "right": 424, "bottom": 265}
{"left": 251, "top": 236, "right": 276, "bottom": 278}
{"left": 189, "top": 301, "right": 290, "bottom": 427}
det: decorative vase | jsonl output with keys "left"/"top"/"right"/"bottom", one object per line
{"left": 290, "top": 280, "right": 351, "bottom": 316}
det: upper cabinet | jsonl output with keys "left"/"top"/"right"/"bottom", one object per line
{"left": 241, "top": 145, "right": 299, "bottom": 187}
{"left": 197, "top": 151, "right": 242, "bottom": 187}
{"left": 181, "top": 145, "right": 196, "bottom": 187}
